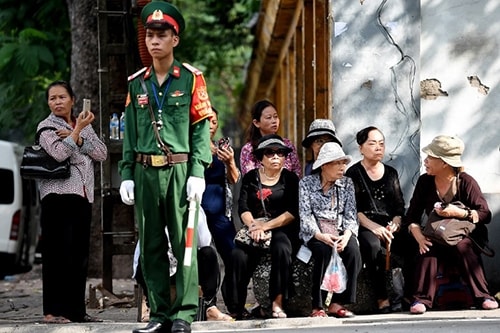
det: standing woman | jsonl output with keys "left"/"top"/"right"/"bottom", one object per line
{"left": 405, "top": 135, "right": 498, "bottom": 314}
{"left": 202, "top": 108, "right": 239, "bottom": 267}
{"left": 299, "top": 142, "right": 361, "bottom": 318}
{"left": 239, "top": 100, "right": 302, "bottom": 177}
{"left": 228, "top": 134, "right": 300, "bottom": 320}
{"left": 38, "top": 80, "right": 107, "bottom": 323}
{"left": 345, "top": 126, "right": 406, "bottom": 312}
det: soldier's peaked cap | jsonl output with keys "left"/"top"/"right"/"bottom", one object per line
{"left": 141, "top": 0, "right": 185, "bottom": 35}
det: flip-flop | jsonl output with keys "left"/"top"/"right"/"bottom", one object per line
{"left": 272, "top": 308, "right": 287, "bottom": 318}
{"left": 329, "top": 308, "right": 355, "bottom": 318}
{"left": 42, "top": 315, "right": 71, "bottom": 324}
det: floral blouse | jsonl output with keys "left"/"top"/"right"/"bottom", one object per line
{"left": 299, "top": 173, "right": 358, "bottom": 243}
{"left": 239, "top": 137, "right": 302, "bottom": 178}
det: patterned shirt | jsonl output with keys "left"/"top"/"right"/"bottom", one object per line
{"left": 239, "top": 137, "right": 302, "bottom": 178}
{"left": 299, "top": 173, "right": 358, "bottom": 243}
{"left": 37, "top": 114, "right": 108, "bottom": 203}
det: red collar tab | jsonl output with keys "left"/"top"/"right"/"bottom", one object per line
{"left": 172, "top": 66, "right": 181, "bottom": 78}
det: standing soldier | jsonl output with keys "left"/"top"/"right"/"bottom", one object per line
{"left": 118, "top": 1, "right": 212, "bottom": 332}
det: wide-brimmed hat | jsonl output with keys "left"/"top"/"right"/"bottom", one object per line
{"left": 302, "top": 119, "right": 342, "bottom": 148}
{"left": 422, "top": 135, "right": 464, "bottom": 167}
{"left": 312, "top": 142, "right": 351, "bottom": 170}
{"left": 141, "top": 0, "right": 185, "bottom": 34}
{"left": 253, "top": 134, "right": 292, "bottom": 160}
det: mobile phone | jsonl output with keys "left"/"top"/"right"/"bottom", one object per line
{"left": 82, "top": 99, "right": 91, "bottom": 117}
{"left": 218, "top": 137, "right": 230, "bottom": 150}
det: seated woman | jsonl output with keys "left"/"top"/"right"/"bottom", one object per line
{"left": 405, "top": 135, "right": 498, "bottom": 314}
{"left": 345, "top": 126, "right": 406, "bottom": 313}
{"left": 227, "top": 134, "right": 300, "bottom": 320}
{"left": 299, "top": 142, "right": 362, "bottom": 318}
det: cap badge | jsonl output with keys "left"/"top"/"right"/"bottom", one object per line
{"left": 152, "top": 10, "right": 164, "bottom": 21}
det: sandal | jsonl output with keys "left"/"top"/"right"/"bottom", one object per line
{"left": 377, "top": 299, "right": 391, "bottom": 314}
{"left": 206, "top": 306, "right": 234, "bottom": 321}
{"left": 482, "top": 298, "right": 499, "bottom": 310}
{"left": 329, "top": 308, "right": 355, "bottom": 318}
{"left": 310, "top": 309, "right": 328, "bottom": 318}
{"left": 328, "top": 303, "right": 355, "bottom": 318}
{"left": 42, "top": 315, "right": 71, "bottom": 324}
{"left": 272, "top": 308, "right": 287, "bottom": 318}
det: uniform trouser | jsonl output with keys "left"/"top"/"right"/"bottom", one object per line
{"left": 412, "top": 237, "right": 491, "bottom": 308}
{"left": 41, "top": 193, "right": 91, "bottom": 321}
{"left": 136, "top": 246, "right": 220, "bottom": 310}
{"left": 307, "top": 236, "right": 362, "bottom": 308}
{"left": 135, "top": 163, "right": 198, "bottom": 324}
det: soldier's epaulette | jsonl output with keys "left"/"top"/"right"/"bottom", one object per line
{"left": 128, "top": 67, "right": 148, "bottom": 81}
{"left": 182, "top": 62, "right": 203, "bottom": 76}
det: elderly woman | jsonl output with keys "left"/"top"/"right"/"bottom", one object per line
{"left": 345, "top": 126, "right": 406, "bottom": 313}
{"left": 299, "top": 142, "right": 362, "bottom": 318}
{"left": 227, "top": 134, "right": 300, "bottom": 320}
{"left": 301, "top": 119, "right": 342, "bottom": 176}
{"left": 405, "top": 135, "right": 498, "bottom": 314}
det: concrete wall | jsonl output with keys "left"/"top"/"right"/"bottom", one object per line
{"left": 331, "top": 0, "right": 500, "bottom": 290}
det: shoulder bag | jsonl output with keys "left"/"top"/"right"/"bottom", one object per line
{"left": 421, "top": 175, "right": 494, "bottom": 257}
{"left": 234, "top": 172, "right": 272, "bottom": 251}
{"left": 20, "top": 127, "right": 70, "bottom": 179}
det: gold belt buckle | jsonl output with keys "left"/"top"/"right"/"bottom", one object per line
{"left": 150, "top": 155, "right": 165, "bottom": 167}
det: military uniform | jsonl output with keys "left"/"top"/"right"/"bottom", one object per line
{"left": 118, "top": 1, "right": 212, "bottom": 331}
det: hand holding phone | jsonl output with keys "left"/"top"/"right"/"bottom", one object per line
{"left": 82, "top": 99, "right": 91, "bottom": 117}
{"left": 218, "top": 137, "right": 230, "bottom": 150}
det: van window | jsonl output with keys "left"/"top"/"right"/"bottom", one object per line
{"left": 0, "top": 168, "right": 15, "bottom": 204}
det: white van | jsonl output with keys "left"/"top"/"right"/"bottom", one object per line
{"left": 0, "top": 140, "right": 40, "bottom": 278}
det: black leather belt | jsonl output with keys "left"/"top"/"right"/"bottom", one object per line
{"left": 136, "top": 153, "right": 188, "bottom": 167}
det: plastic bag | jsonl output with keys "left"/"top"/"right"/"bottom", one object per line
{"left": 320, "top": 243, "right": 347, "bottom": 300}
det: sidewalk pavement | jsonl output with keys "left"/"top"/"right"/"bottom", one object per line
{"left": 2, "top": 264, "right": 500, "bottom": 332}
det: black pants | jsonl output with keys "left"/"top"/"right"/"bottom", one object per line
{"left": 307, "top": 235, "right": 361, "bottom": 308}
{"left": 226, "top": 230, "right": 293, "bottom": 314}
{"left": 41, "top": 193, "right": 91, "bottom": 321}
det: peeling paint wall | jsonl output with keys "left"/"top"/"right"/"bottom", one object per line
{"left": 331, "top": 0, "right": 500, "bottom": 288}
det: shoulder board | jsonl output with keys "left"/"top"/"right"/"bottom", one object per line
{"left": 128, "top": 67, "right": 148, "bottom": 81}
{"left": 182, "top": 63, "right": 203, "bottom": 76}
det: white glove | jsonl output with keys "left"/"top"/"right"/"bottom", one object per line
{"left": 119, "top": 180, "right": 135, "bottom": 205}
{"left": 186, "top": 176, "right": 205, "bottom": 202}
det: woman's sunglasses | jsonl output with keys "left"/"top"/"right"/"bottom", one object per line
{"left": 263, "top": 149, "right": 287, "bottom": 158}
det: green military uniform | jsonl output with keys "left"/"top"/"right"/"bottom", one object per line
{"left": 119, "top": 2, "right": 212, "bottom": 325}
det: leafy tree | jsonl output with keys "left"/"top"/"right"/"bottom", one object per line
{"left": 0, "top": 0, "right": 258, "bottom": 142}
{"left": 0, "top": 0, "right": 70, "bottom": 143}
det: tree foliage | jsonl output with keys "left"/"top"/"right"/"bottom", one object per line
{"left": 0, "top": 0, "right": 71, "bottom": 143}
{"left": 0, "top": 0, "right": 258, "bottom": 142}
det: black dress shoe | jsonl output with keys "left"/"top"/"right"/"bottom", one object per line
{"left": 132, "top": 321, "right": 168, "bottom": 333}
{"left": 171, "top": 319, "right": 191, "bottom": 333}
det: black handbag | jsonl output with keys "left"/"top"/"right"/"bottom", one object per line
{"left": 20, "top": 126, "right": 71, "bottom": 179}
